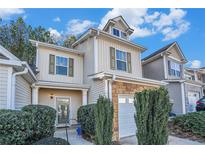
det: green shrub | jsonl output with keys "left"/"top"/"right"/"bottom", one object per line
{"left": 22, "top": 105, "right": 56, "bottom": 143}
{"left": 33, "top": 137, "right": 69, "bottom": 145}
{"left": 134, "top": 87, "right": 172, "bottom": 145}
{"left": 95, "top": 96, "right": 113, "bottom": 145}
{"left": 173, "top": 111, "right": 205, "bottom": 137}
{"left": 77, "top": 104, "right": 96, "bottom": 137}
{"left": 0, "top": 110, "right": 33, "bottom": 145}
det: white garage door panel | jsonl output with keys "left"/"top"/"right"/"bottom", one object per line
{"left": 118, "top": 95, "right": 137, "bottom": 138}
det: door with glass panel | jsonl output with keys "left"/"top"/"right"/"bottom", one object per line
{"left": 56, "top": 97, "right": 70, "bottom": 126}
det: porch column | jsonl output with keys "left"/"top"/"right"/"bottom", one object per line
{"left": 32, "top": 86, "right": 39, "bottom": 105}
{"left": 82, "top": 89, "right": 88, "bottom": 106}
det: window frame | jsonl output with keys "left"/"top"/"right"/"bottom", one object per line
{"left": 115, "top": 49, "right": 127, "bottom": 72}
{"left": 169, "top": 60, "right": 181, "bottom": 77}
{"left": 55, "top": 56, "right": 69, "bottom": 76}
{"left": 112, "top": 27, "right": 127, "bottom": 39}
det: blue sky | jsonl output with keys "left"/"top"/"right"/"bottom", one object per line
{"left": 0, "top": 8, "right": 204, "bottom": 68}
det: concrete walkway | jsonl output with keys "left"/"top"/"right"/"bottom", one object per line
{"left": 55, "top": 128, "right": 203, "bottom": 145}
{"left": 54, "top": 128, "right": 93, "bottom": 145}
{"left": 120, "top": 135, "right": 204, "bottom": 145}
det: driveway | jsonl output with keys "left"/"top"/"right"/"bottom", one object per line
{"left": 120, "top": 135, "right": 204, "bottom": 145}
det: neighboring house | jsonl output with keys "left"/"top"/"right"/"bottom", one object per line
{"left": 29, "top": 16, "right": 166, "bottom": 141}
{"left": 142, "top": 42, "right": 204, "bottom": 115}
{"left": 0, "top": 45, "right": 36, "bottom": 110}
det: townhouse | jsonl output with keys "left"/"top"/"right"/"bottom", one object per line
{"left": 0, "top": 16, "right": 166, "bottom": 141}
{"left": 142, "top": 42, "right": 204, "bottom": 114}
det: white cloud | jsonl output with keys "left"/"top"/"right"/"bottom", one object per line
{"left": 48, "top": 27, "right": 62, "bottom": 41}
{"left": 190, "top": 60, "right": 202, "bottom": 69}
{"left": 99, "top": 8, "right": 190, "bottom": 41}
{"left": 66, "top": 19, "right": 96, "bottom": 35}
{"left": 0, "top": 8, "right": 25, "bottom": 19}
{"left": 53, "top": 17, "right": 61, "bottom": 22}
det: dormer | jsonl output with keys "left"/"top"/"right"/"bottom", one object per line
{"left": 102, "top": 16, "right": 134, "bottom": 40}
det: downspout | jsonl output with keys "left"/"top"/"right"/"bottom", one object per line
{"left": 11, "top": 67, "right": 28, "bottom": 109}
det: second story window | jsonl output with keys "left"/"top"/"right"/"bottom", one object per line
{"left": 168, "top": 60, "right": 181, "bottom": 77}
{"left": 112, "top": 28, "right": 120, "bottom": 37}
{"left": 56, "top": 56, "right": 68, "bottom": 76}
{"left": 116, "top": 50, "right": 127, "bottom": 71}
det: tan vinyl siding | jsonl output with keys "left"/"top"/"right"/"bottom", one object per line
{"left": 37, "top": 46, "right": 83, "bottom": 84}
{"left": 74, "top": 37, "right": 95, "bottom": 83}
{"left": 39, "top": 88, "right": 82, "bottom": 124}
{"left": 168, "top": 46, "right": 182, "bottom": 60}
{"left": 0, "top": 66, "right": 9, "bottom": 109}
{"left": 97, "top": 36, "right": 142, "bottom": 78}
{"left": 15, "top": 76, "right": 31, "bottom": 109}
{"left": 88, "top": 79, "right": 105, "bottom": 104}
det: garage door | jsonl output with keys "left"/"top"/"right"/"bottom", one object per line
{"left": 118, "top": 95, "right": 137, "bottom": 138}
{"left": 188, "top": 92, "right": 200, "bottom": 112}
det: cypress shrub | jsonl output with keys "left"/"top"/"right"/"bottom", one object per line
{"left": 134, "top": 87, "right": 172, "bottom": 145}
{"left": 95, "top": 96, "right": 113, "bottom": 145}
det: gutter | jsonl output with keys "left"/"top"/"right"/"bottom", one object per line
{"left": 11, "top": 67, "right": 28, "bottom": 109}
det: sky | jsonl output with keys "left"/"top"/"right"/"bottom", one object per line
{"left": 0, "top": 8, "right": 204, "bottom": 68}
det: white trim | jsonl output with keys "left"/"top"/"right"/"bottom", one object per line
{"left": 7, "top": 67, "right": 12, "bottom": 109}
{"left": 0, "top": 59, "right": 22, "bottom": 66}
{"left": 184, "top": 82, "right": 203, "bottom": 88}
{"left": 94, "top": 36, "right": 98, "bottom": 73}
{"left": 30, "top": 39, "right": 84, "bottom": 56}
{"left": 89, "top": 72, "right": 167, "bottom": 86}
{"left": 181, "top": 82, "right": 186, "bottom": 114}
{"left": 32, "top": 86, "right": 39, "bottom": 105}
{"left": 168, "top": 56, "right": 183, "bottom": 63}
{"left": 82, "top": 89, "right": 88, "bottom": 106}
{"left": 0, "top": 45, "right": 20, "bottom": 61}
{"left": 108, "top": 80, "right": 112, "bottom": 100}
{"left": 54, "top": 96, "right": 71, "bottom": 126}
{"left": 163, "top": 55, "right": 168, "bottom": 79}
{"left": 36, "top": 42, "right": 39, "bottom": 68}
{"left": 105, "top": 79, "right": 108, "bottom": 97}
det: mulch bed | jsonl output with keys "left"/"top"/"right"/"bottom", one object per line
{"left": 168, "top": 121, "right": 205, "bottom": 143}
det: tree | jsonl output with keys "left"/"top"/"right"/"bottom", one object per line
{"left": 134, "top": 87, "right": 172, "bottom": 145}
{"left": 63, "top": 35, "right": 76, "bottom": 48}
{"left": 95, "top": 96, "right": 113, "bottom": 145}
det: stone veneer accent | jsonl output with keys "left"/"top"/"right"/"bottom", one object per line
{"left": 111, "top": 81, "right": 159, "bottom": 141}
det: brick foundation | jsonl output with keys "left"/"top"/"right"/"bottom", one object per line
{"left": 111, "top": 81, "right": 158, "bottom": 141}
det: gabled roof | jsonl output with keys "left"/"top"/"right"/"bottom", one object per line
{"left": 142, "top": 42, "right": 187, "bottom": 63}
{"left": 103, "top": 16, "right": 134, "bottom": 35}
{"left": 0, "top": 45, "right": 20, "bottom": 61}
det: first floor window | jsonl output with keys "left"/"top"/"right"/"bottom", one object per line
{"left": 56, "top": 56, "right": 68, "bottom": 76}
{"left": 116, "top": 50, "right": 127, "bottom": 71}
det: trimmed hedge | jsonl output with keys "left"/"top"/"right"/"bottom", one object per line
{"left": 173, "top": 111, "right": 205, "bottom": 137}
{"left": 77, "top": 104, "right": 96, "bottom": 137}
{"left": 0, "top": 110, "right": 33, "bottom": 145}
{"left": 22, "top": 105, "right": 56, "bottom": 143}
{"left": 0, "top": 105, "right": 56, "bottom": 145}
{"left": 34, "top": 137, "right": 69, "bottom": 145}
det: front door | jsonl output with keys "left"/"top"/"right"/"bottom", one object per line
{"left": 56, "top": 97, "right": 70, "bottom": 126}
